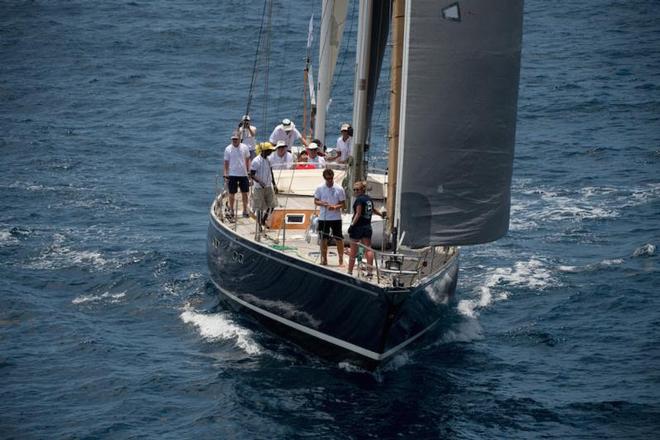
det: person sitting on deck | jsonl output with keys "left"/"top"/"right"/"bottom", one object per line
{"left": 250, "top": 142, "right": 278, "bottom": 227}
{"left": 269, "top": 118, "right": 308, "bottom": 148}
{"left": 306, "top": 142, "right": 326, "bottom": 169}
{"left": 314, "top": 168, "right": 346, "bottom": 266}
{"left": 327, "top": 123, "right": 352, "bottom": 164}
{"left": 269, "top": 140, "right": 294, "bottom": 170}
{"left": 295, "top": 150, "right": 314, "bottom": 169}
{"left": 224, "top": 131, "right": 251, "bottom": 219}
{"left": 347, "top": 180, "right": 386, "bottom": 277}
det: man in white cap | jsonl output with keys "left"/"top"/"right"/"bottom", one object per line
{"left": 224, "top": 131, "right": 251, "bottom": 219}
{"left": 238, "top": 114, "right": 257, "bottom": 159}
{"left": 332, "top": 123, "right": 353, "bottom": 164}
{"left": 269, "top": 140, "right": 294, "bottom": 170}
{"left": 306, "top": 142, "right": 326, "bottom": 169}
{"left": 250, "top": 142, "right": 278, "bottom": 226}
{"left": 269, "top": 118, "right": 308, "bottom": 148}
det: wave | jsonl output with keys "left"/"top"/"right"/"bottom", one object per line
{"left": 72, "top": 291, "right": 126, "bottom": 305}
{"left": 510, "top": 182, "right": 660, "bottom": 231}
{"left": 0, "top": 230, "right": 19, "bottom": 246}
{"left": 459, "top": 258, "right": 558, "bottom": 319}
{"left": 180, "top": 307, "right": 263, "bottom": 356}
{"left": 558, "top": 258, "right": 625, "bottom": 273}
{"left": 24, "top": 232, "right": 147, "bottom": 271}
{"left": 632, "top": 243, "right": 656, "bottom": 257}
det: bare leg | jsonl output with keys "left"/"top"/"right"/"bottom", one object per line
{"left": 228, "top": 193, "right": 236, "bottom": 215}
{"left": 241, "top": 191, "right": 249, "bottom": 215}
{"left": 337, "top": 238, "right": 344, "bottom": 266}
{"left": 347, "top": 241, "right": 358, "bottom": 274}
{"left": 363, "top": 238, "right": 373, "bottom": 275}
{"left": 320, "top": 239, "right": 328, "bottom": 265}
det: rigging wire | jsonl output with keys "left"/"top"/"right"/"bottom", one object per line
{"left": 244, "top": 0, "right": 273, "bottom": 119}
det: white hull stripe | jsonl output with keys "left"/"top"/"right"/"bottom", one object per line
{"left": 210, "top": 277, "right": 441, "bottom": 362}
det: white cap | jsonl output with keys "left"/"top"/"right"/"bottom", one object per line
{"left": 231, "top": 131, "right": 240, "bottom": 139}
{"left": 242, "top": 114, "right": 250, "bottom": 121}
{"left": 282, "top": 118, "right": 293, "bottom": 131}
{"left": 308, "top": 142, "right": 319, "bottom": 150}
{"left": 275, "top": 140, "right": 287, "bottom": 148}
{"left": 340, "top": 123, "right": 350, "bottom": 131}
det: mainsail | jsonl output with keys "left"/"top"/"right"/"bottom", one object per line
{"left": 395, "top": 0, "right": 524, "bottom": 247}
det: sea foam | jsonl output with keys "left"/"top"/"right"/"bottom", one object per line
{"left": 180, "top": 308, "right": 262, "bottom": 355}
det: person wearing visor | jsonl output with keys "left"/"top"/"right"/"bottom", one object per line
{"left": 347, "top": 180, "right": 386, "bottom": 277}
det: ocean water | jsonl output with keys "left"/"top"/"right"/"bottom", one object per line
{"left": 1, "top": 0, "right": 659, "bottom": 438}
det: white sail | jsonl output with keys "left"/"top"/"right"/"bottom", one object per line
{"left": 395, "top": 0, "right": 524, "bottom": 247}
{"left": 314, "top": 0, "right": 349, "bottom": 144}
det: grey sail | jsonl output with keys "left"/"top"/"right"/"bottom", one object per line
{"left": 395, "top": 0, "right": 524, "bottom": 246}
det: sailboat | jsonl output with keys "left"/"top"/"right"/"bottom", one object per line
{"left": 207, "top": 0, "right": 523, "bottom": 367}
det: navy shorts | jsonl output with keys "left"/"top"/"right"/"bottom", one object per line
{"left": 349, "top": 224, "right": 372, "bottom": 240}
{"left": 318, "top": 220, "right": 343, "bottom": 240}
{"left": 227, "top": 176, "right": 249, "bottom": 194}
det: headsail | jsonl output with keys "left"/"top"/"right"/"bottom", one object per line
{"left": 314, "top": 0, "right": 349, "bottom": 144}
{"left": 395, "top": 0, "right": 524, "bottom": 246}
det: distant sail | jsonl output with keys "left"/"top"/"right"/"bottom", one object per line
{"left": 396, "top": 0, "right": 524, "bottom": 246}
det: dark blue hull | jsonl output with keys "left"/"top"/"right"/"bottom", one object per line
{"left": 207, "top": 215, "right": 459, "bottom": 365}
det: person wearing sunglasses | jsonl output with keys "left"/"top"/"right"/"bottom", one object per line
{"left": 347, "top": 181, "right": 386, "bottom": 277}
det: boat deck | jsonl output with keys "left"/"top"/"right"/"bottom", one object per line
{"left": 212, "top": 184, "right": 457, "bottom": 289}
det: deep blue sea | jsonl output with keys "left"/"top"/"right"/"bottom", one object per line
{"left": 2, "top": 1, "right": 659, "bottom": 438}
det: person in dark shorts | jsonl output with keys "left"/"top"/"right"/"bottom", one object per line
{"left": 347, "top": 180, "right": 385, "bottom": 276}
{"left": 223, "top": 131, "right": 251, "bottom": 218}
{"left": 314, "top": 168, "right": 346, "bottom": 266}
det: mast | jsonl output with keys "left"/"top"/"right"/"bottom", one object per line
{"left": 386, "top": 0, "right": 404, "bottom": 235}
{"left": 350, "top": 0, "right": 373, "bottom": 187}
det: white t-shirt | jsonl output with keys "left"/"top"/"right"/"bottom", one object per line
{"left": 314, "top": 183, "right": 346, "bottom": 221}
{"left": 224, "top": 143, "right": 250, "bottom": 176}
{"left": 240, "top": 125, "right": 257, "bottom": 152}
{"left": 269, "top": 124, "right": 303, "bottom": 147}
{"left": 335, "top": 135, "right": 352, "bottom": 162}
{"left": 250, "top": 155, "right": 273, "bottom": 188}
{"left": 269, "top": 151, "right": 293, "bottom": 169}
{"left": 307, "top": 154, "right": 326, "bottom": 169}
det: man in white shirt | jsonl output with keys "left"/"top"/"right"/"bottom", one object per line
{"left": 314, "top": 168, "right": 346, "bottom": 266}
{"left": 269, "top": 140, "right": 294, "bottom": 170}
{"left": 307, "top": 142, "right": 326, "bottom": 169}
{"left": 332, "top": 123, "right": 352, "bottom": 164}
{"left": 238, "top": 114, "right": 257, "bottom": 159}
{"left": 224, "top": 131, "right": 251, "bottom": 219}
{"left": 269, "top": 118, "right": 308, "bottom": 148}
{"left": 250, "top": 142, "right": 278, "bottom": 226}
